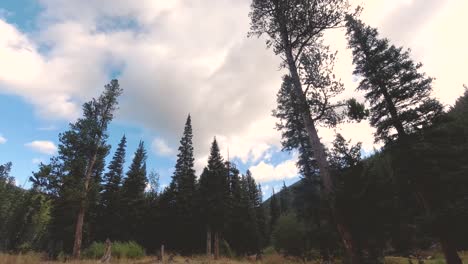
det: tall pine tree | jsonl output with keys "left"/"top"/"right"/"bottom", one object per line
{"left": 121, "top": 141, "right": 147, "bottom": 243}
{"left": 249, "top": 0, "right": 371, "bottom": 260}
{"left": 169, "top": 115, "right": 199, "bottom": 253}
{"left": 279, "top": 181, "right": 290, "bottom": 215}
{"left": 199, "top": 138, "right": 227, "bottom": 259}
{"left": 269, "top": 189, "right": 280, "bottom": 236}
{"left": 98, "top": 135, "right": 127, "bottom": 241}
{"left": 345, "top": 15, "right": 443, "bottom": 143}
{"left": 52, "top": 79, "right": 122, "bottom": 257}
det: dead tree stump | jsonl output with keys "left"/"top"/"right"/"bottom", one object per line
{"left": 100, "top": 238, "right": 112, "bottom": 263}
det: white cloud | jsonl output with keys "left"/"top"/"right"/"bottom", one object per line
{"left": 1, "top": 0, "right": 467, "bottom": 173}
{"left": 32, "top": 158, "right": 44, "bottom": 164}
{"left": 152, "top": 137, "right": 175, "bottom": 157}
{"left": 249, "top": 158, "right": 299, "bottom": 183}
{"left": 25, "top": 140, "right": 57, "bottom": 155}
{"left": 38, "top": 125, "right": 58, "bottom": 131}
{"left": 0, "top": 135, "right": 6, "bottom": 144}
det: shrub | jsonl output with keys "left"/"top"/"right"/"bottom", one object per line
{"left": 272, "top": 214, "right": 307, "bottom": 258}
{"left": 83, "top": 241, "right": 145, "bottom": 259}
{"left": 220, "top": 239, "right": 234, "bottom": 258}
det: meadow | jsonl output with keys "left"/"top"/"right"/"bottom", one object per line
{"left": 1, "top": 252, "right": 468, "bottom": 264}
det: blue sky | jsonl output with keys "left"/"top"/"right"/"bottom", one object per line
{"left": 1, "top": 0, "right": 467, "bottom": 198}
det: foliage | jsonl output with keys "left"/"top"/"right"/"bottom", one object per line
{"left": 82, "top": 241, "right": 145, "bottom": 260}
{"left": 272, "top": 214, "right": 307, "bottom": 258}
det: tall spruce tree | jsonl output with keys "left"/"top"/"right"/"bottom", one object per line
{"left": 255, "top": 184, "right": 267, "bottom": 249}
{"left": 345, "top": 16, "right": 461, "bottom": 264}
{"left": 53, "top": 79, "right": 122, "bottom": 257}
{"left": 225, "top": 163, "right": 251, "bottom": 255}
{"left": 169, "top": 115, "right": 199, "bottom": 253}
{"left": 345, "top": 16, "right": 443, "bottom": 143}
{"left": 121, "top": 141, "right": 148, "bottom": 243}
{"left": 199, "top": 138, "right": 227, "bottom": 259}
{"left": 98, "top": 135, "right": 127, "bottom": 241}
{"left": 269, "top": 189, "right": 280, "bottom": 235}
{"left": 244, "top": 170, "right": 262, "bottom": 252}
{"left": 279, "top": 181, "right": 290, "bottom": 214}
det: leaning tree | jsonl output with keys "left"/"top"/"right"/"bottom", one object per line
{"left": 249, "top": 1, "right": 364, "bottom": 262}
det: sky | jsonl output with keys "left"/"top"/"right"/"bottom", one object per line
{"left": 0, "top": 0, "right": 467, "bottom": 197}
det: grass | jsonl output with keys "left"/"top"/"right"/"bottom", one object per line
{"left": 82, "top": 241, "right": 145, "bottom": 260}
{"left": 1, "top": 251, "right": 467, "bottom": 264}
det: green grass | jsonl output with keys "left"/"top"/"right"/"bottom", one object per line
{"left": 82, "top": 241, "right": 145, "bottom": 260}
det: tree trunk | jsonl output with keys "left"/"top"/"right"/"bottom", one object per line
{"left": 415, "top": 188, "right": 462, "bottom": 264}
{"left": 206, "top": 226, "right": 211, "bottom": 257}
{"left": 72, "top": 202, "right": 85, "bottom": 258}
{"left": 72, "top": 153, "right": 99, "bottom": 259}
{"left": 440, "top": 236, "right": 462, "bottom": 264}
{"left": 214, "top": 231, "right": 219, "bottom": 260}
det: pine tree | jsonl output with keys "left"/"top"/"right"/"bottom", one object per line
{"left": 243, "top": 170, "right": 262, "bottom": 253}
{"left": 169, "top": 115, "right": 199, "bottom": 253}
{"left": 250, "top": 1, "right": 363, "bottom": 260}
{"left": 255, "top": 184, "right": 267, "bottom": 250}
{"left": 199, "top": 138, "right": 227, "bottom": 259}
{"left": 225, "top": 162, "right": 250, "bottom": 254}
{"left": 250, "top": 0, "right": 350, "bottom": 192}
{"left": 279, "top": 181, "right": 290, "bottom": 214}
{"left": 121, "top": 141, "right": 148, "bottom": 243}
{"left": 345, "top": 16, "right": 460, "bottom": 264}
{"left": 328, "top": 134, "right": 362, "bottom": 171}
{"left": 98, "top": 135, "right": 127, "bottom": 241}
{"left": 52, "top": 79, "right": 122, "bottom": 257}
{"left": 345, "top": 15, "right": 443, "bottom": 143}
{"left": 269, "top": 189, "right": 280, "bottom": 235}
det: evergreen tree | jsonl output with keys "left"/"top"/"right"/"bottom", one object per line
{"left": 50, "top": 79, "right": 122, "bottom": 257}
{"left": 243, "top": 171, "right": 262, "bottom": 253}
{"left": 250, "top": 1, "right": 364, "bottom": 260}
{"left": 255, "top": 184, "right": 267, "bottom": 250}
{"left": 169, "top": 115, "right": 200, "bottom": 253}
{"left": 279, "top": 181, "right": 290, "bottom": 214}
{"left": 199, "top": 138, "right": 227, "bottom": 259}
{"left": 121, "top": 141, "right": 148, "bottom": 243}
{"left": 269, "top": 189, "right": 280, "bottom": 235}
{"left": 225, "top": 163, "right": 251, "bottom": 255}
{"left": 328, "top": 134, "right": 362, "bottom": 171}
{"left": 98, "top": 135, "right": 127, "bottom": 241}
{"left": 345, "top": 15, "right": 443, "bottom": 143}
{"left": 345, "top": 16, "right": 460, "bottom": 264}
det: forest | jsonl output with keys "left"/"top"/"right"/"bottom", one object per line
{"left": 1, "top": 1, "right": 468, "bottom": 264}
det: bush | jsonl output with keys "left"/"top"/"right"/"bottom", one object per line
{"left": 83, "top": 241, "right": 145, "bottom": 259}
{"left": 220, "top": 239, "right": 234, "bottom": 258}
{"left": 272, "top": 214, "right": 307, "bottom": 258}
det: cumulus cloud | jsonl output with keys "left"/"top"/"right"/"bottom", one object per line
{"left": 249, "top": 158, "right": 299, "bottom": 183}
{"left": 152, "top": 137, "right": 175, "bottom": 157}
{"left": 0, "top": 135, "right": 6, "bottom": 144}
{"left": 25, "top": 140, "right": 57, "bottom": 155}
{"left": 1, "top": 0, "right": 467, "bottom": 184}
